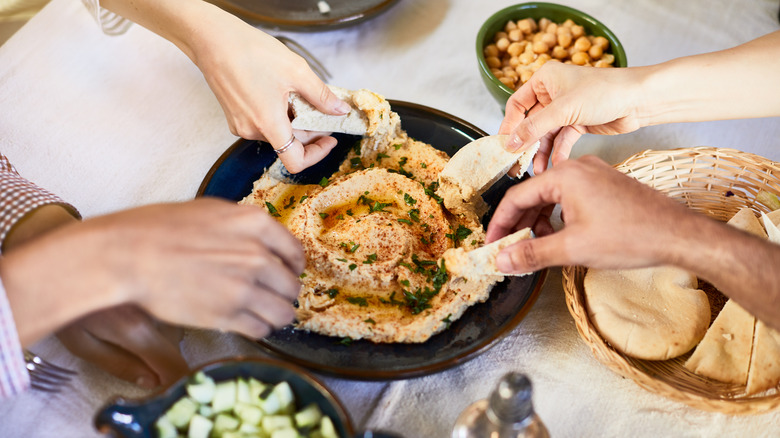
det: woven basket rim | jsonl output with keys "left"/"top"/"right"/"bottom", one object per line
{"left": 563, "top": 147, "right": 780, "bottom": 415}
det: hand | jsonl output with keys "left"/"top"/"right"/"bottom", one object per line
{"left": 187, "top": 10, "right": 350, "bottom": 173}
{"left": 56, "top": 305, "right": 188, "bottom": 389}
{"left": 485, "top": 155, "right": 704, "bottom": 273}
{"left": 498, "top": 62, "right": 643, "bottom": 175}
{"left": 2, "top": 198, "right": 304, "bottom": 345}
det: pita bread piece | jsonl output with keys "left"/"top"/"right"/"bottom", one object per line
{"left": 746, "top": 321, "right": 780, "bottom": 394}
{"left": 442, "top": 227, "right": 533, "bottom": 280}
{"left": 437, "top": 135, "right": 539, "bottom": 211}
{"left": 728, "top": 207, "right": 767, "bottom": 239}
{"left": 684, "top": 299, "right": 755, "bottom": 385}
{"left": 584, "top": 266, "right": 710, "bottom": 361}
{"left": 289, "top": 86, "right": 392, "bottom": 136}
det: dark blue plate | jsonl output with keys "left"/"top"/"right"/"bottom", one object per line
{"left": 197, "top": 100, "right": 547, "bottom": 380}
{"left": 94, "top": 357, "right": 354, "bottom": 437}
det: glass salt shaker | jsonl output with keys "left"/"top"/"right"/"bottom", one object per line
{"left": 451, "top": 372, "right": 549, "bottom": 438}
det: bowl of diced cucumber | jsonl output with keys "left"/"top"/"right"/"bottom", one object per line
{"left": 94, "top": 357, "right": 357, "bottom": 438}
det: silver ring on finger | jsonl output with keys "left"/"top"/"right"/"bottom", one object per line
{"left": 274, "top": 134, "right": 296, "bottom": 155}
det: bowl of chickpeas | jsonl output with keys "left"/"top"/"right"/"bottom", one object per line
{"left": 476, "top": 2, "right": 627, "bottom": 110}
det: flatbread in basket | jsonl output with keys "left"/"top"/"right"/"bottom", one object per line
{"left": 562, "top": 147, "right": 780, "bottom": 415}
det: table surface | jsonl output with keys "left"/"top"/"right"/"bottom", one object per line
{"left": 1, "top": 0, "right": 780, "bottom": 437}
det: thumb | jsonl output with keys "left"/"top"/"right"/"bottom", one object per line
{"left": 297, "top": 81, "right": 351, "bottom": 116}
{"left": 495, "top": 231, "right": 571, "bottom": 274}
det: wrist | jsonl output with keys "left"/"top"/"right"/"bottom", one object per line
{"left": 3, "top": 204, "right": 79, "bottom": 252}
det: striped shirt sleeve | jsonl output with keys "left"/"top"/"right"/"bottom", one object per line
{"left": 81, "top": 0, "right": 132, "bottom": 36}
{"left": 0, "top": 153, "right": 80, "bottom": 399}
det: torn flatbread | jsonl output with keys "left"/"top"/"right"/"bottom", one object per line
{"left": 442, "top": 227, "right": 534, "bottom": 280}
{"left": 289, "top": 85, "right": 393, "bottom": 136}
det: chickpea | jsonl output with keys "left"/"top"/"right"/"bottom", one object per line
{"left": 588, "top": 44, "right": 603, "bottom": 60}
{"left": 541, "top": 32, "right": 557, "bottom": 47}
{"left": 491, "top": 68, "right": 503, "bottom": 77}
{"left": 592, "top": 36, "right": 609, "bottom": 50}
{"left": 562, "top": 19, "right": 575, "bottom": 28}
{"left": 532, "top": 41, "right": 549, "bottom": 54}
{"left": 508, "top": 29, "right": 523, "bottom": 42}
{"left": 507, "top": 41, "right": 524, "bottom": 57}
{"left": 520, "top": 69, "right": 534, "bottom": 84}
{"left": 552, "top": 45, "right": 568, "bottom": 59}
{"left": 573, "top": 36, "right": 591, "bottom": 52}
{"left": 519, "top": 51, "right": 535, "bottom": 65}
{"left": 486, "top": 56, "right": 501, "bottom": 68}
{"left": 499, "top": 77, "right": 515, "bottom": 88}
{"left": 571, "top": 51, "right": 590, "bottom": 65}
{"left": 484, "top": 44, "right": 499, "bottom": 58}
{"left": 600, "top": 53, "right": 615, "bottom": 64}
{"left": 538, "top": 18, "right": 551, "bottom": 31}
{"left": 494, "top": 31, "right": 508, "bottom": 42}
{"left": 532, "top": 32, "right": 544, "bottom": 44}
{"left": 546, "top": 22, "right": 558, "bottom": 34}
{"left": 594, "top": 60, "right": 611, "bottom": 68}
{"left": 536, "top": 53, "right": 552, "bottom": 63}
{"left": 571, "top": 25, "right": 585, "bottom": 38}
{"left": 496, "top": 37, "right": 510, "bottom": 52}
{"left": 508, "top": 56, "right": 521, "bottom": 67}
{"left": 505, "top": 20, "right": 517, "bottom": 32}
{"left": 517, "top": 18, "right": 534, "bottom": 34}
{"left": 558, "top": 32, "right": 572, "bottom": 48}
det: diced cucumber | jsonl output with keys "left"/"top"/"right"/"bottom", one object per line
{"left": 197, "top": 405, "right": 213, "bottom": 418}
{"left": 234, "top": 402, "right": 264, "bottom": 426}
{"left": 248, "top": 378, "right": 269, "bottom": 406}
{"left": 236, "top": 378, "right": 251, "bottom": 404}
{"left": 294, "top": 403, "right": 322, "bottom": 429}
{"left": 261, "top": 415, "right": 294, "bottom": 433}
{"left": 212, "top": 380, "right": 238, "bottom": 413}
{"left": 238, "top": 422, "right": 261, "bottom": 434}
{"left": 186, "top": 373, "right": 216, "bottom": 404}
{"left": 319, "top": 416, "right": 339, "bottom": 438}
{"left": 165, "top": 396, "right": 199, "bottom": 428}
{"left": 272, "top": 382, "right": 295, "bottom": 414}
{"left": 270, "top": 427, "right": 300, "bottom": 438}
{"left": 186, "top": 414, "right": 213, "bottom": 438}
{"left": 213, "top": 413, "right": 241, "bottom": 434}
{"left": 258, "top": 390, "right": 282, "bottom": 415}
{"left": 154, "top": 415, "right": 177, "bottom": 438}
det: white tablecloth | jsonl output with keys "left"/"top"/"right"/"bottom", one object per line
{"left": 1, "top": 0, "right": 779, "bottom": 436}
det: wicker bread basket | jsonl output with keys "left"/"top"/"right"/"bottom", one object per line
{"left": 562, "top": 147, "right": 780, "bottom": 415}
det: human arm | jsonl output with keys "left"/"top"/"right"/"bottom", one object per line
{"left": 0, "top": 198, "right": 303, "bottom": 347}
{"left": 485, "top": 156, "right": 780, "bottom": 330}
{"left": 499, "top": 30, "right": 780, "bottom": 174}
{"left": 91, "top": 0, "right": 350, "bottom": 173}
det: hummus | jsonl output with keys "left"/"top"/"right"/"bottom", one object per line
{"left": 240, "top": 104, "right": 501, "bottom": 343}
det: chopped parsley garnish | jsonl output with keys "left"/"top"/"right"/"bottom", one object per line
{"left": 338, "top": 337, "right": 353, "bottom": 346}
{"left": 339, "top": 241, "right": 360, "bottom": 253}
{"left": 299, "top": 195, "right": 308, "bottom": 203}
{"left": 423, "top": 181, "right": 443, "bottom": 204}
{"left": 442, "top": 314, "right": 453, "bottom": 329}
{"left": 363, "top": 253, "right": 378, "bottom": 264}
{"left": 446, "top": 225, "right": 473, "bottom": 244}
{"left": 283, "top": 196, "right": 296, "bottom": 209}
{"left": 393, "top": 143, "right": 403, "bottom": 150}
{"left": 364, "top": 318, "right": 376, "bottom": 325}
{"left": 326, "top": 288, "right": 339, "bottom": 298}
{"left": 319, "top": 212, "right": 329, "bottom": 219}
{"left": 400, "top": 279, "right": 411, "bottom": 287}
{"left": 349, "top": 263, "right": 357, "bottom": 271}
{"left": 471, "top": 240, "right": 477, "bottom": 246}
{"left": 352, "top": 140, "right": 362, "bottom": 155}
{"left": 336, "top": 258, "right": 348, "bottom": 262}
{"left": 336, "top": 214, "right": 345, "bottom": 220}
{"left": 346, "top": 296, "right": 368, "bottom": 307}
{"left": 299, "top": 273, "right": 307, "bottom": 279}
{"left": 346, "top": 209, "right": 354, "bottom": 216}
{"left": 404, "top": 193, "right": 417, "bottom": 206}
{"left": 370, "top": 201, "right": 390, "bottom": 212}
{"left": 318, "top": 177, "right": 329, "bottom": 187}
{"left": 376, "top": 152, "right": 390, "bottom": 162}
{"left": 397, "top": 218, "right": 412, "bottom": 225}
{"left": 420, "top": 162, "right": 428, "bottom": 169}
{"left": 265, "top": 202, "right": 281, "bottom": 217}
{"left": 420, "top": 236, "right": 430, "bottom": 245}
{"left": 350, "top": 157, "right": 363, "bottom": 168}
{"left": 408, "top": 208, "right": 420, "bottom": 222}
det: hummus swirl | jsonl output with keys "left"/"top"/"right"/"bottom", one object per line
{"left": 240, "top": 107, "right": 500, "bottom": 343}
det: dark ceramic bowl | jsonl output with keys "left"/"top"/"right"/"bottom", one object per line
{"left": 476, "top": 2, "right": 627, "bottom": 110}
{"left": 94, "top": 357, "right": 355, "bottom": 437}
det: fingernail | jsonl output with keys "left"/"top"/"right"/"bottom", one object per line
{"left": 495, "top": 251, "right": 512, "bottom": 273}
{"left": 335, "top": 100, "right": 351, "bottom": 114}
{"left": 506, "top": 134, "right": 524, "bottom": 152}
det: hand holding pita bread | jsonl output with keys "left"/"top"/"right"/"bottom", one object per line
{"left": 98, "top": 0, "right": 351, "bottom": 174}
{"left": 486, "top": 155, "right": 780, "bottom": 331}
{"left": 500, "top": 30, "right": 780, "bottom": 175}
